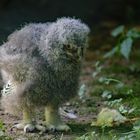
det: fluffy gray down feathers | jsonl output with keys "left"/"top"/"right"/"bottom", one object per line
{"left": 0, "top": 17, "right": 90, "bottom": 115}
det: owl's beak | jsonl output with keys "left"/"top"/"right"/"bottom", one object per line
{"left": 77, "top": 47, "right": 84, "bottom": 61}
{"left": 65, "top": 46, "right": 84, "bottom": 62}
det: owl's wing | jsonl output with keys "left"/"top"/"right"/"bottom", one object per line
{"left": 0, "top": 23, "right": 50, "bottom": 84}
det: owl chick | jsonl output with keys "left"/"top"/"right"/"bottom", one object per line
{"left": 0, "top": 17, "right": 90, "bottom": 132}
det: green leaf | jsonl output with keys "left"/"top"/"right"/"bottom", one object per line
{"left": 127, "top": 28, "right": 140, "bottom": 39}
{"left": 111, "top": 25, "right": 124, "bottom": 37}
{"left": 102, "top": 90, "right": 112, "bottom": 99}
{"left": 133, "top": 120, "right": 140, "bottom": 131}
{"left": 103, "top": 46, "right": 118, "bottom": 58}
{"left": 78, "top": 84, "right": 87, "bottom": 100}
{"left": 120, "top": 37, "right": 133, "bottom": 60}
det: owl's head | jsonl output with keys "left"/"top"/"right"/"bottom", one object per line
{"left": 42, "top": 17, "right": 90, "bottom": 63}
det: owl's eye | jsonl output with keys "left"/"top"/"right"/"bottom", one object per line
{"left": 66, "top": 45, "right": 71, "bottom": 49}
{"left": 63, "top": 44, "right": 71, "bottom": 50}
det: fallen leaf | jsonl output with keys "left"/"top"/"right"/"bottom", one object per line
{"left": 91, "top": 108, "right": 127, "bottom": 127}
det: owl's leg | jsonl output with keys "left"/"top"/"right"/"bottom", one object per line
{"left": 44, "top": 105, "right": 71, "bottom": 132}
{"left": 12, "top": 107, "right": 36, "bottom": 132}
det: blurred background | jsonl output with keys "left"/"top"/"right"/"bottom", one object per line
{"left": 0, "top": 0, "right": 140, "bottom": 46}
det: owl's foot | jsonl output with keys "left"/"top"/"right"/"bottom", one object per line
{"left": 12, "top": 123, "right": 46, "bottom": 133}
{"left": 44, "top": 106, "right": 71, "bottom": 132}
{"left": 12, "top": 123, "right": 36, "bottom": 132}
{"left": 45, "top": 123, "right": 71, "bottom": 132}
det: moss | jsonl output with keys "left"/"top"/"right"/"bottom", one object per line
{"left": 103, "top": 64, "right": 129, "bottom": 74}
{"left": 68, "top": 123, "right": 92, "bottom": 135}
{"left": 125, "top": 97, "right": 140, "bottom": 117}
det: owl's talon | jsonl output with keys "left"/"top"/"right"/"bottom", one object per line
{"left": 12, "top": 123, "right": 25, "bottom": 130}
{"left": 45, "top": 124, "right": 56, "bottom": 131}
{"left": 56, "top": 124, "right": 71, "bottom": 132}
{"left": 12, "top": 123, "right": 36, "bottom": 133}
{"left": 12, "top": 123, "right": 48, "bottom": 133}
{"left": 24, "top": 124, "right": 36, "bottom": 133}
{"left": 45, "top": 124, "right": 71, "bottom": 132}
{"left": 35, "top": 124, "right": 46, "bottom": 132}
